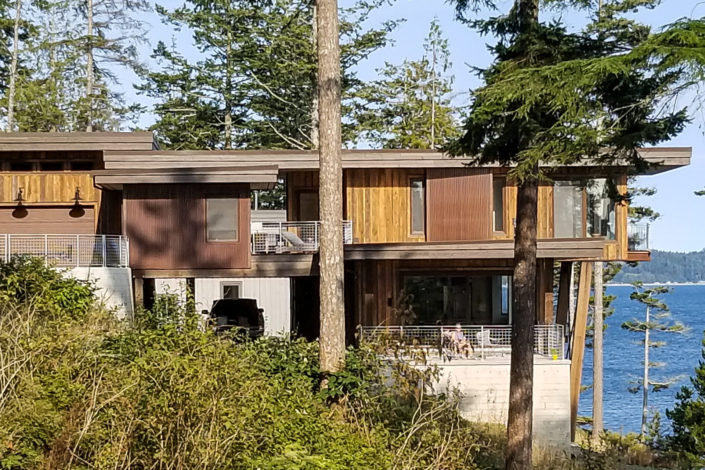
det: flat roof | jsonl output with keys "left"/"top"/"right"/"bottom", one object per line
{"left": 0, "top": 132, "right": 157, "bottom": 151}
{"left": 93, "top": 165, "right": 278, "bottom": 190}
{"left": 103, "top": 147, "right": 691, "bottom": 174}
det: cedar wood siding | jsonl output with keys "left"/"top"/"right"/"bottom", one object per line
{"left": 124, "top": 184, "right": 250, "bottom": 270}
{"left": 0, "top": 206, "right": 95, "bottom": 233}
{"left": 426, "top": 168, "right": 492, "bottom": 241}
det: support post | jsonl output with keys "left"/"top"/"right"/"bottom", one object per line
{"left": 133, "top": 276, "right": 144, "bottom": 310}
{"left": 592, "top": 261, "right": 604, "bottom": 444}
{"left": 570, "top": 261, "right": 593, "bottom": 441}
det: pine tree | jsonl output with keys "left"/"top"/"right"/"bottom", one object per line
{"left": 667, "top": 332, "right": 705, "bottom": 468}
{"left": 356, "top": 19, "right": 461, "bottom": 149}
{"left": 622, "top": 283, "right": 686, "bottom": 436}
{"left": 447, "top": 0, "right": 705, "bottom": 466}
{"left": 140, "top": 0, "right": 397, "bottom": 150}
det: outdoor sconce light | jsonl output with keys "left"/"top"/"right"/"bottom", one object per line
{"left": 12, "top": 188, "right": 28, "bottom": 219}
{"left": 69, "top": 187, "right": 85, "bottom": 218}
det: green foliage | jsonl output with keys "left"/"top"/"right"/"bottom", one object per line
{"left": 666, "top": 332, "right": 705, "bottom": 468}
{"left": 355, "top": 19, "right": 462, "bottom": 149}
{"left": 140, "top": 0, "right": 399, "bottom": 150}
{"left": 447, "top": 0, "right": 703, "bottom": 182}
{"left": 0, "top": 256, "right": 95, "bottom": 318}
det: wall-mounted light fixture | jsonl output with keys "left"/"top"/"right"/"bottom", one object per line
{"left": 69, "top": 187, "right": 85, "bottom": 218}
{"left": 12, "top": 188, "right": 27, "bottom": 219}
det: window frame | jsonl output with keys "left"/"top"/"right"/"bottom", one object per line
{"left": 409, "top": 176, "right": 426, "bottom": 237}
{"left": 492, "top": 176, "right": 506, "bottom": 234}
{"left": 220, "top": 281, "right": 242, "bottom": 299}
{"left": 205, "top": 197, "right": 240, "bottom": 243}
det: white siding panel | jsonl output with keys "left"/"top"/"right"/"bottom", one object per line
{"left": 194, "top": 277, "right": 291, "bottom": 336}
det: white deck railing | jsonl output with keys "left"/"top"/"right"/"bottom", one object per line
{"left": 251, "top": 220, "right": 353, "bottom": 254}
{"left": 0, "top": 234, "right": 129, "bottom": 268}
{"left": 359, "top": 324, "right": 565, "bottom": 360}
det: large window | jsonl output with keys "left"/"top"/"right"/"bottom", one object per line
{"left": 553, "top": 178, "right": 616, "bottom": 239}
{"left": 410, "top": 177, "right": 425, "bottom": 235}
{"left": 493, "top": 177, "right": 505, "bottom": 232}
{"left": 206, "top": 198, "right": 239, "bottom": 241}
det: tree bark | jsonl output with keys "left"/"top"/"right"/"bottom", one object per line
{"left": 311, "top": 4, "right": 319, "bottom": 149}
{"left": 506, "top": 175, "right": 538, "bottom": 470}
{"left": 592, "top": 261, "right": 604, "bottom": 445}
{"left": 6, "top": 0, "right": 21, "bottom": 132}
{"left": 316, "top": 0, "right": 345, "bottom": 373}
{"left": 85, "top": 0, "right": 94, "bottom": 132}
{"left": 642, "top": 305, "right": 650, "bottom": 436}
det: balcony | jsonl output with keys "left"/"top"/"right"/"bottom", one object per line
{"left": 251, "top": 221, "right": 353, "bottom": 254}
{"left": 0, "top": 234, "right": 129, "bottom": 268}
{"left": 359, "top": 324, "right": 565, "bottom": 361}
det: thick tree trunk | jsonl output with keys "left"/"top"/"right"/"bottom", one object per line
{"left": 6, "top": 0, "right": 21, "bottom": 132}
{"left": 85, "top": 0, "right": 94, "bottom": 132}
{"left": 592, "top": 262, "right": 604, "bottom": 444}
{"left": 316, "top": 0, "right": 345, "bottom": 373}
{"left": 506, "top": 176, "right": 538, "bottom": 470}
{"left": 311, "top": 4, "right": 319, "bottom": 149}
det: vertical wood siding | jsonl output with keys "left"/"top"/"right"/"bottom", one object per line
{"left": 124, "top": 184, "right": 250, "bottom": 270}
{"left": 344, "top": 169, "right": 425, "bottom": 243}
{"left": 0, "top": 206, "right": 95, "bottom": 233}
{"left": 286, "top": 171, "right": 319, "bottom": 220}
{"left": 426, "top": 168, "right": 492, "bottom": 241}
{"left": 0, "top": 173, "right": 99, "bottom": 203}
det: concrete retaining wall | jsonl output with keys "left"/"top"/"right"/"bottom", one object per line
{"left": 68, "top": 267, "right": 133, "bottom": 319}
{"left": 433, "top": 358, "right": 571, "bottom": 445}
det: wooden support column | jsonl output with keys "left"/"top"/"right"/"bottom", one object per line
{"left": 555, "top": 262, "right": 573, "bottom": 326}
{"left": 133, "top": 276, "right": 144, "bottom": 310}
{"left": 536, "top": 259, "right": 555, "bottom": 324}
{"left": 570, "top": 261, "right": 593, "bottom": 441}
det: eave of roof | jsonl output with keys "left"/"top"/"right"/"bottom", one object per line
{"left": 102, "top": 147, "right": 691, "bottom": 174}
{"left": 0, "top": 132, "right": 157, "bottom": 151}
{"left": 93, "top": 165, "right": 278, "bottom": 190}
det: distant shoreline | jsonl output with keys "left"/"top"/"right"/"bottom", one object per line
{"left": 608, "top": 282, "right": 705, "bottom": 287}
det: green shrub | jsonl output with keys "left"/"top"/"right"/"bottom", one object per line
{"left": 0, "top": 256, "right": 95, "bottom": 319}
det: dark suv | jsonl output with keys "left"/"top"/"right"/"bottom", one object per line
{"left": 210, "top": 298, "right": 265, "bottom": 339}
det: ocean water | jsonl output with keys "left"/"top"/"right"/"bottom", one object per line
{"left": 579, "top": 284, "right": 705, "bottom": 434}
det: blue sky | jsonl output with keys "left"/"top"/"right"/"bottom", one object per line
{"left": 122, "top": 0, "right": 704, "bottom": 252}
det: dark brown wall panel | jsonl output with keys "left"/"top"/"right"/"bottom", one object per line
{"left": 426, "top": 168, "right": 492, "bottom": 241}
{"left": 0, "top": 206, "right": 95, "bottom": 234}
{"left": 125, "top": 184, "right": 250, "bottom": 270}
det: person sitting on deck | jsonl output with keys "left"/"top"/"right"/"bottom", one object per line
{"left": 445, "top": 323, "right": 474, "bottom": 358}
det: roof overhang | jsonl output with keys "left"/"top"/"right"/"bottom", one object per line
{"left": 93, "top": 165, "right": 279, "bottom": 190}
{"left": 344, "top": 239, "right": 606, "bottom": 261}
{"left": 103, "top": 147, "right": 691, "bottom": 174}
{"left": 0, "top": 132, "right": 157, "bottom": 152}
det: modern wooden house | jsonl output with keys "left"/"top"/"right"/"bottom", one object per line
{"left": 0, "top": 132, "right": 691, "bottom": 443}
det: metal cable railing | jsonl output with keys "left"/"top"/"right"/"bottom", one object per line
{"left": 251, "top": 220, "right": 353, "bottom": 254}
{"left": 0, "top": 234, "right": 129, "bottom": 267}
{"left": 359, "top": 324, "right": 565, "bottom": 360}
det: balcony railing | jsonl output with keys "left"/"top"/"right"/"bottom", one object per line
{"left": 0, "top": 234, "right": 129, "bottom": 268}
{"left": 251, "top": 221, "right": 353, "bottom": 254}
{"left": 628, "top": 223, "right": 650, "bottom": 251}
{"left": 359, "top": 324, "right": 565, "bottom": 361}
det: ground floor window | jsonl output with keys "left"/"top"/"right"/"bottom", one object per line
{"left": 402, "top": 274, "right": 511, "bottom": 326}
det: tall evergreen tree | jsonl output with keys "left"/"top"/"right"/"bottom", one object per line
{"left": 139, "top": 0, "right": 398, "bottom": 150}
{"left": 356, "top": 19, "right": 461, "bottom": 149}
{"left": 447, "top": 0, "right": 705, "bottom": 466}
{"left": 622, "top": 283, "right": 686, "bottom": 436}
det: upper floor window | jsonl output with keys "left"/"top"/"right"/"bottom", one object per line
{"left": 206, "top": 198, "right": 239, "bottom": 241}
{"left": 554, "top": 178, "right": 615, "bottom": 239}
{"left": 493, "top": 177, "right": 505, "bottom": 232}
{"left": 410, "top": 177, "right": 425, "bottom": 235}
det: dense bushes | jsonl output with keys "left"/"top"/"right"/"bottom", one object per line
{"left": 0, "top": 261, "right": 496, "bottom": 469}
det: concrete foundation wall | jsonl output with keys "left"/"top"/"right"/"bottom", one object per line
{"left": 433, "top": 359, "right": 571, "bottom": 445}
{"left": 68, "top": 267, "right": 133, "bottom": 319}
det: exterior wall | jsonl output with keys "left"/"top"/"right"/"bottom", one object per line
{"left": 499, "top": 180, "right": 553, "bottom": 240}
{"left": 124, "top": 184, "right": 251, "bottom": 270}
{"left": 68, "top": 267, "right": 133, "bottom": 318}
{"left": 433, "top": 359, "right": 571, "bottom": 445}
{"left": 287, "top": 171, "right": 318, "bottom": 221}
{"left": 426, "top": 168, "right": 492, "bottom": 241}
{"left": 344, "top": 169, "right": 426, "bottom": 243}
{"left": 194, "top": 277, "right": 291, "bottom": 336}
{"left": 0, "top": 206, "right": 95, "bottom": 233}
